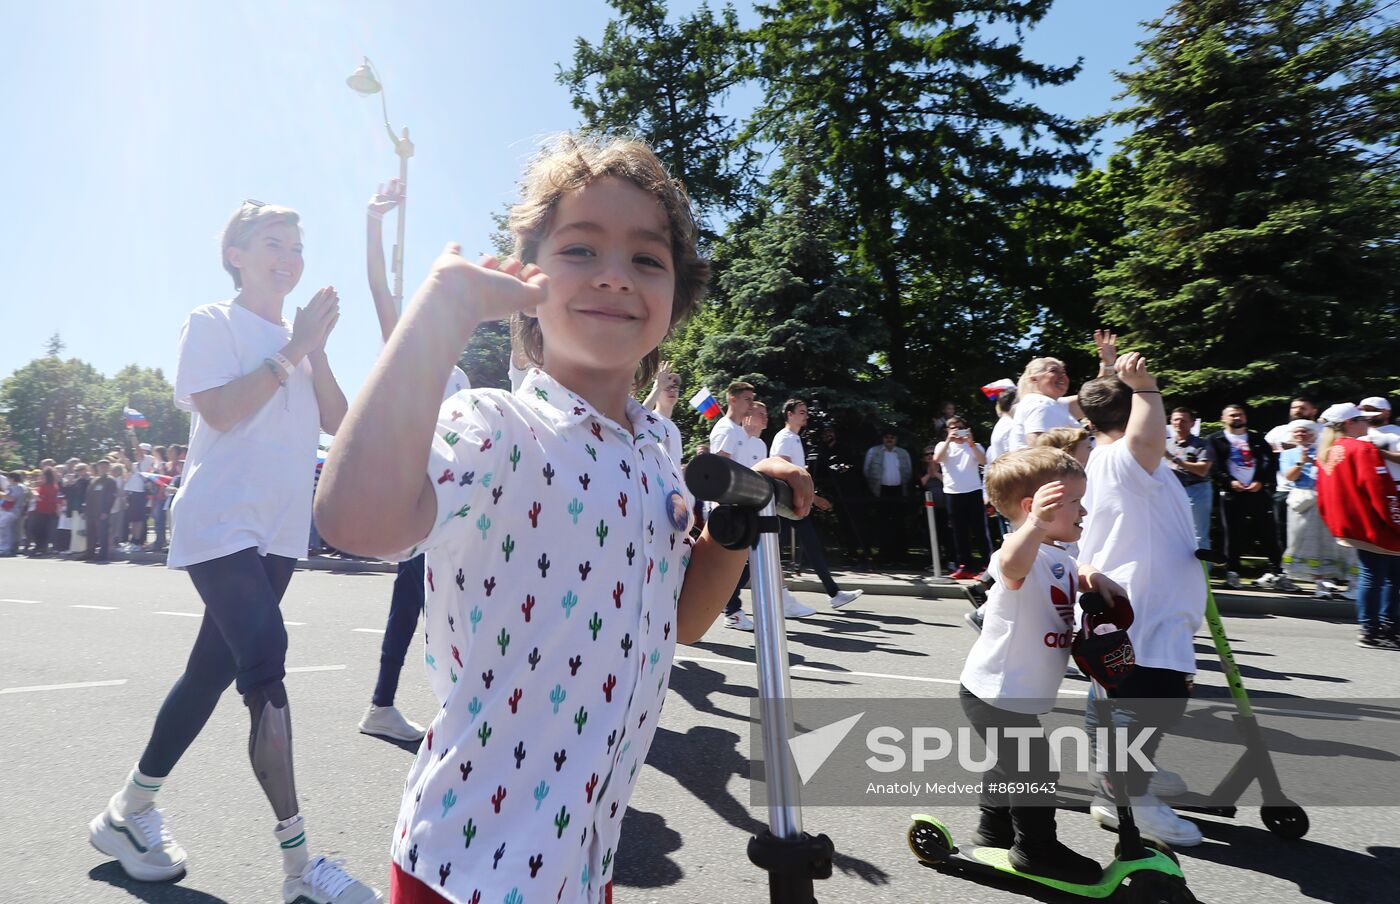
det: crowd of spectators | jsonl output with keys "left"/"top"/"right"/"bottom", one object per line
{"left": 0, "top": 437, "right": 186, "bottom": 559}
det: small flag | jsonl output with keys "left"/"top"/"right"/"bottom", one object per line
{"left": 688, "top": 387, "right": 722, "bottom": 420}
{"left": 980, "top": 379, "right": 1015, "bottom": 401}
{"left": 124, "top": 407, "right": 150, "bottom": 429}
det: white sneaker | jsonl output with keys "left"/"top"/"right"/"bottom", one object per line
{"left": 358, "top": 704, "right": 426, "bottom": 743}
{"left": 1313, "top": 587, "right": 1333, "bottom": 600}
{"left": 1254, "top": 572, "right": 1280, "bottom": 590}
{"left": 829, "top": 589, "right": 864, "bottom": 609}
{"left": 1095, "top": 769, "right": 1188, "bottom": 798}
{"left": 782, "top": 590, "right": 817, "bottom": 618}
{"left": 283, "top": 855, "right": 381, "bottom": 903}
{"left": 89, "top": 797, "right": 187, "bottom": 882}
{"left": 963, "top": 610, "right": 984, "bottom": 634}
{"left": 725, "top": 611, "right": 755, "bottom": 631}
{"left": 1225, "top": 571, "right": 1242, "bottom": 589}
{"left": 1319, "top": 580, "right": 1354, "bottom": 600}
{"left": 1090, "top": 794, "right": 1202, "bottom": 847}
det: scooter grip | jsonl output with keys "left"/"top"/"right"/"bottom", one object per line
{"left": 1079, "top": 591, "right": 1108, "bottom": 616}
{"left": 685, "top": 453, "right": 792, "bottom": 511}
{"left": 1195, "top": 548, "right": 1228, "bottom": 566}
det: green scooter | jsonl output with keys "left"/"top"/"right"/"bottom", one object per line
{"left": 908, "top": 592, "right": 1195, "bottom": 903}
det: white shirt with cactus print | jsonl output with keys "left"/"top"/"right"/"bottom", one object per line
{"left": 391, "top": 367, "right": 694, "bottom": 904}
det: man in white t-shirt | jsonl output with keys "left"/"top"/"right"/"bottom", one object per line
{"left": 1263, "top": 396, "right": 1320, "bottom": 553}
{"left": 933, "top": 415, "right": 992, "bottom": 579}
{"left": 1075, "top": 353, "right": 1205, "bottom": 848}
{"left": 864, "top": 427, "right": 913, "bottom": 563}
{"left": 772, "top": 399, "right": 863, "bottom": 610}
{"left": 1360, "top": 397, "right": 1400, "bottom": 486}
{"left": 1208, "top": 405, "right": 1288, "bottom": 590}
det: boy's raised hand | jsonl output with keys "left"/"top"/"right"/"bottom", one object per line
{"left": 1029, "top": 480, "right": 1065, "bottom": 526}
{"left": 417, "top": 244, "right": 550, "bottom": 330}
{"left": 1115, "top": 351, "right": 1157, "bottom": 392}
{"left": 1094, "top": 328, "right": 1118, "bottom": 367}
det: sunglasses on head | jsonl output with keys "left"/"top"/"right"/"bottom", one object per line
{"left": 243, "top": 198, "right": 266, "bottom": 209}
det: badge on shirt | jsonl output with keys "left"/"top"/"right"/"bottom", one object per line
{"left": 665, "top": 488, "right": 690, "bottom": 533}
{"left": 1051, "top": 563, "right": 1066, "bottom": 580}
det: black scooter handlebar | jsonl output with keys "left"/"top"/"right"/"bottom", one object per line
{"left": 685, "top": 453, "right": 794, "bottom": 512}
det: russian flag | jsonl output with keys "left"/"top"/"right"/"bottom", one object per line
{"left": 980, "top": 379, "right": 1015, "bottom": 401}
{"left": 688, "top": 387, "right": 722, "bottom": 420}
{"left": 124, "top": 407, "right": 150, "bottom": 429}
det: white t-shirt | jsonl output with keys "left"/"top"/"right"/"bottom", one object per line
{"left": 960, "top": 543, "right": 1077, "bottom": 714}
{"left": 1368, "top": 425, "right": 1400, "bottom": 482}
{"left": 123, "top": 470, "right": 146, "bottom": 493}
{"left": 1078, "top": 440, "right": 1205, "bottom": 673}
{"left": 394, "top": 369, "right": 693, "bottom": 904}
{"left": 987, "top": 416, "right": 1014, "bottom": 463}
{"left": 881, "top": 449, "right": 904, "bottom": 486}
{"left": 734, "top": 433, "right": 767, "bottom": 469}
{"left": 168, "top": 301, "right": 321, "bottom": 569}
{"left": 1011, "top": 393, "right": 1079, "bottom": 450}
{"left": 771, "top": 427, "right": 805, "bottom": 469}
{"left": 708, "top": 416, "right": 748, "bottom": 458}
{"left": 934, "top": 441, "right": 985, "bottom": 494}
{"left": 1223, "top": 431, "right": 1257, "bottom": 486}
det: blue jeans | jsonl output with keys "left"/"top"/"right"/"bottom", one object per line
{"left": 374, "top": 554, "right": 425, "bottom": 706}
{"left": 1354, "top": 548, "right": 1400, "bottom": 635}
{"left": 1182, "top": 481, "right": 1213, "bottom": 551}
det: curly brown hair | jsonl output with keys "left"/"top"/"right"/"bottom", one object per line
{"left": 507, "top": 133, "right": 709, "bottom": 389}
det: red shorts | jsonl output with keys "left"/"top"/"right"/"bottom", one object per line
{"left": 391, "top": 863, "right": 613, "bottom": 903}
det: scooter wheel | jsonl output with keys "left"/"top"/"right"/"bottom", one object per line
{"left": 1261, "top": 804, "right": 1309, "bottom": 840}
{"left": 1115, "top": 838, "right": 1179, "bottom": 865}
{"left": 1118, "top": 871, "right": 1196, "bottom": 903}
{"left": 906, "top": 819, "right": 954, "bottom": 865}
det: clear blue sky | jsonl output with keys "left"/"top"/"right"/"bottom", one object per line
{"left": 4, "top": 0, "right": 1169, "bottom": 416}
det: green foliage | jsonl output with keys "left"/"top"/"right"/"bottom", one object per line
{"left": 0, "top": 355, "right": 187, "bottom": 465}
{"left": 1094, "top": 0, "right": 1400, "bottom": 412}
{"left": 557, "top": 0, "right": 756, "bottom": 236}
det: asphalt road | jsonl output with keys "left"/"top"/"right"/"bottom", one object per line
{"left": 1, "top": 557, "right": 1395, "bottom": 903}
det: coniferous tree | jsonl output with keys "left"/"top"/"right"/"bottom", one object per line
{"left": 1095, "top": 0, "right": 1400, "bottom": 409}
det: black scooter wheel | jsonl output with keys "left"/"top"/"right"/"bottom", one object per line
{"left": 1261, "top": 804, "right": 1309, "bottom": 840}
{"left": 1118, "top": 871, "right": 1196, "bottom": 904}
{"left": 906, "top": 820, "right": 953, "bottom": 865}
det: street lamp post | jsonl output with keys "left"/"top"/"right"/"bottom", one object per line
{"left": 346, "top": 57, "right": 414, "bottom": 315}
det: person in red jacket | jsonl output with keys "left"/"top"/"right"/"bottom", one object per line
{"left": 30, "top": 466, "right": 61, "bottom": 556}
{"left": 1316, "top": 402, "right": 1400, "bottom": 648}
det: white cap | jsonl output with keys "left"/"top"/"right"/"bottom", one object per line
{"left": 1286, "top": 419, "right": 1318, "bottom": 436}
{"left": 1359, "top": 396, "right": 1391, "bottom": 412}
{"left": 138, "top": 442, "right": 153, "bottom": 451}
{"left": 1319, "top": 403, "right": 1371, "bottom": 426}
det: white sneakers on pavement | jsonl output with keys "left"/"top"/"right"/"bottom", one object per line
{"left": 1225, "top": 571, "right": 1243, "bottom": 589}
{"left": 782, "top": 589, "right": 817, "bottom": 618}
{"left": 89, "top": 796, "right": 187, "bottom": 882}
{"left": 1090, "top": 793, "right": 1203, "bottom": 847}
{"left": 283, "top": 855, "right": 382, "bottom": 903}
{"left": 725, "top": 610, "right": 755, "bottom": 631}
{"left": 1092, "top": 768, "right": 1188, "bottom": 800}
{"left": 829, "top": 589, "right": 864, "bottom": 609}
{"left": 358, "top": 704, "right": 426, "bottom": 743}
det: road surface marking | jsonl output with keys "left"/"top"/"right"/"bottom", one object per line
{"left": 354, "top": 628, "right": 386, "bottom": 634}
{"left": 154, "top": 611, "right": 202, "bottom": 618}
{"left": 1, "top": 679, "right": 128, "bottom": 695}
{"left": 1, "top": 598, "right": 42, "bottom": 604}
{"left": 286, "top": 665, "right": 347, "bottom": 674}
{"left": 284, "top": 621, "right": 306, "bottom": 626}
{"left": 72, "top": 605, "right": 118, "bottom": 610}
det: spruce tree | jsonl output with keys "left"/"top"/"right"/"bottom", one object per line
{"left": 1095, "top": 0, "right": 1400, "bottom": 408}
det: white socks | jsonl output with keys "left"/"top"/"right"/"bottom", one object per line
{"left": 275, "top": 813, "right": 310, "bottom": 878}
{"left": 114, "top": 765, "right": 165, "bottom": 815}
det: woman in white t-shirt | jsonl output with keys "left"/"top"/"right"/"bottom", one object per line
{"left": 89, "top": 202, "right": 378, "bottom": 903}
{"left": 1010, "top": 331, "right": 1119, "bottom": 451}
{"left": 934, "top": 416, "right": 992, "bottom": 579}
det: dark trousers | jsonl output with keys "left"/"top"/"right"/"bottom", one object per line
{"left": 725, "top": 562, "right": 751, "bottom": 616}
{"left": 125, "top": 491, "right": 148, "bottom": 546}
{"left": 1085, "top": 665, "right": 1191, "bottom": 797}
{"left": 374, "top": 555, "right": 426, "bottom": 707}
{"left": 139, "top": 548, "right": 296, "bottom": 777}
{"left": 960, "top": 686, "right": 1059, "bottom": 843}
{"left": 28, "top": 512, "right": 58, "bottom": 555}
{"left": 1272, "top": 490, "right": 1289, "bottom": 553}
{"left": 86, "top": 513, "right": 111, "bottom": 560}
{"left": 782, "top": 515, "right": 840, "bottom": 596}
{"left": 946, "top": 490, "right": 992, "bottom": 571}
{"left": 876, "top": 486, "right": 909, "bottom": 562}
{"left": 1220, "top": 489, "right": 1282, "bottom": 572}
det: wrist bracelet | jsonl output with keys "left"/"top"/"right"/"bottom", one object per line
{"left": 271, "top": 351, "right": 295, "bottom": 374}
{"left": 263, "top": 358, "right": 288, "bottom": 386}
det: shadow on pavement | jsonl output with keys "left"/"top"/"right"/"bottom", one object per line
{"left": 1184, "top": 820, "right": 1396, "bottom": 904}
{"left": 88, "top": 863, "right": 227, "bottom": 903}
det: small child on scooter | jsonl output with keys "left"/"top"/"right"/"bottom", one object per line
{"left": 958, "top": 446, "right": 1128, "bottom": 884}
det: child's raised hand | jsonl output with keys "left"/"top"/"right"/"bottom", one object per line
{"left": 368, "top": 179, "right": 404, "bottom": 218}
{"left": 1093, "top": 328, "right": 1118, "bottom": 366}
{"left": 1029, "top": 480, "right": 1065, "bottom": 526}
{"left": 1115, "top": 351, "right": 1157, "bottom": 392}
{"left": 417, "top": 245, "right": 550, "bottom": 328}
{"left": 753, "top": 457, "right": 814, "bottom": 519}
